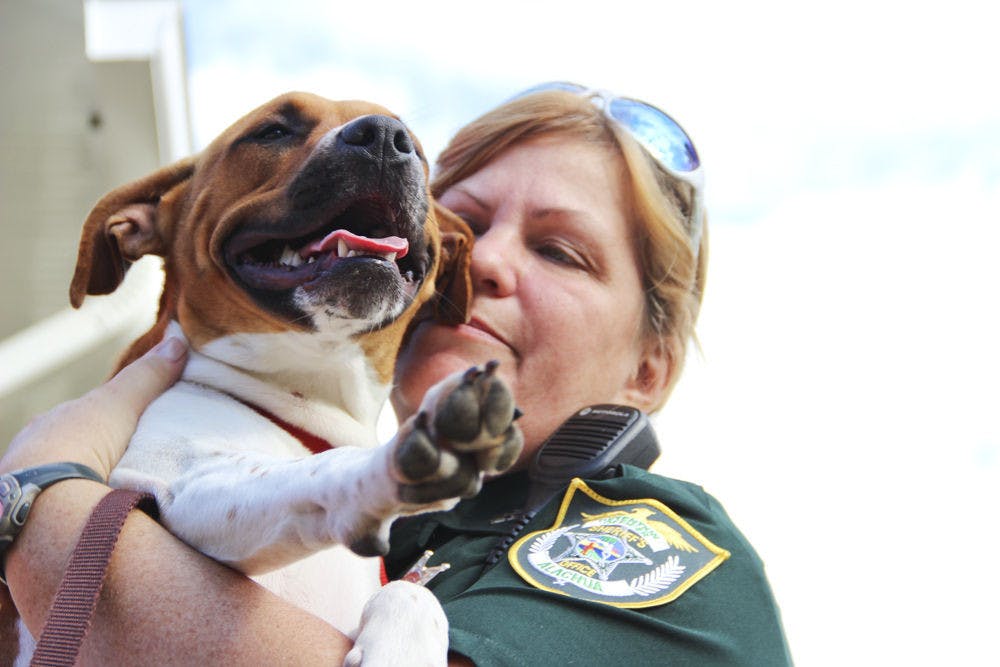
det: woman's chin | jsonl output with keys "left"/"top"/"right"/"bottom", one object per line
{"left": 394, "top": 324, "right": 518, "bottom": 422}
{"left": 397, "top": 350, "right": 490, "bottom": 407}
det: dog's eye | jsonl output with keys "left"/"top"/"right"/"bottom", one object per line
{"left": 253, "top": 123, "right": 293, "bottom": 142}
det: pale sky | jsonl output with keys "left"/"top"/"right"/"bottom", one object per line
{"left": 183, "top": 1, "right": 1000, "bottom": 663}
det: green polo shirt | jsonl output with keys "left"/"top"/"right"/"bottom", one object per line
{"left": 387, "top": 466, "right": 792, "bottom": 666}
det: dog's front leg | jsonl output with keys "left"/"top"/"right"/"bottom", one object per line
{"left": 154, "top": 444, "right": 411, "bottom": 573}
{"left": 116, "top": 361, "right": 522, "bottom": 574}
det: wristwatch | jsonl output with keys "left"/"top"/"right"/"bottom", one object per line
{"left": 0, "top": 462, "right": 104, "bottom": 584}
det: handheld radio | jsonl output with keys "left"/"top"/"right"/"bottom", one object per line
{"left": 483, "top": 404, "right": 661, "bottom": 567}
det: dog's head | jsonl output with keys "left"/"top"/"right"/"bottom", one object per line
{"left": 70, "top": 92, "right": 472, "bottom": 379}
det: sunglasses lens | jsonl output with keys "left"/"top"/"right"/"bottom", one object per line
{"left": 608, "top": 98, "right": 700, "bottom": 173}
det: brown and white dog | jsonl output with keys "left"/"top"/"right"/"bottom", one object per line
{"left": 15, "top": 92, "right": 523, "bottom": 665}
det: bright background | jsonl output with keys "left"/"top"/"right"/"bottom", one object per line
{"left": 189, "top": 1, "right": 999, "bottom": 663}
{"left": 6, "top": 0, "right": 998, "bottom": 663}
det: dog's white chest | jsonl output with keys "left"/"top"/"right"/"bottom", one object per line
{"left": 110, "top": 366, "right": 391, "bottom": 633}
{"left": 253, "top": 546, "right": 382, "bottom": 633}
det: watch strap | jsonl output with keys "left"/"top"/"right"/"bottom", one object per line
{"left": 9, "top": 462, "right": 104, "bottom": 491}
{"left": 0, "top": 462, "right": 105, "bottom": 584}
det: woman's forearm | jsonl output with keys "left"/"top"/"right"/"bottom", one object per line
{"left": 7, "top": 480, "right": 354, "bottom": 664}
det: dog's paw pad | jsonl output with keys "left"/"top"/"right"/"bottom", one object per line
{"left": 395, "top": 412, "right": 441, "bottom": 480}
{"left": 433, "top": 360, "right": 517, "bottom": 451}
{"left": 391, "top": 362, "right": 522, "bottom": 508}
{"left": 476, "top": 426, "right": 524, "bottom": 475}
{"left": 483, "top": 375, "right": 517, "bottom": 437}
{"left": 399, "top": 456, "right": 479, "bottom": 504}
{"left": 432, "top": 364, "right": 491, "bottom": 443}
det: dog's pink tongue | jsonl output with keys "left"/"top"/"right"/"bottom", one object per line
{"left": 301, "top": 229, "right": 409, "bottom": 259}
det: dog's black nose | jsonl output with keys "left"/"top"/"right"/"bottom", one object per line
{"left": 338, "top": 115, "right": 414, "bottom": 162}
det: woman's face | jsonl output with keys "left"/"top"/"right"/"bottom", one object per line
{"left": 393, "top": 136, "right": 663, "bottom": 464}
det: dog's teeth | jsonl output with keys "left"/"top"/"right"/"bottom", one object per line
{"left": 279, "top": 245, "right": 303, "bottom": 267}
{"left": 338, "top": 239, "right": 349, "bottom": 258}
{"left": 384, "top": 252, "right": 397, "bottom": 262}
{"left": 307, "top": 256, "right": 316, "bottom": 264}
{"left": 347, "top": 250, "right": 360, "bottom": 258}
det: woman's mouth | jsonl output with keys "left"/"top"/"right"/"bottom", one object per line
{"left": 460, "top": 317, "right": 512, "bottom": 350}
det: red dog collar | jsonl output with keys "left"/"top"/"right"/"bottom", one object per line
{"left": 242, "top": 402, "right": 334, "bottom": 455}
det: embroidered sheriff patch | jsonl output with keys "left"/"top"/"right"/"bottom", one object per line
{"left": 509, "top": 479, "right": 729, "bottom": 608}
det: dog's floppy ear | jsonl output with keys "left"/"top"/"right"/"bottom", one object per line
{"left": 69, "top": 157, "right": 196, "bottom": 308}
{"left": 433, "top": 201, "right": 474, "bottom": 325}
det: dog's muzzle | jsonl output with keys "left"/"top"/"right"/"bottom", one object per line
{"left": 222, "top": 114, "right": 431, "bottom": 320}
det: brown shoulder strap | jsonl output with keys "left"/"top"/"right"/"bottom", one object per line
{"left": 31, "top": 489, "right": 156, "bottom": 667}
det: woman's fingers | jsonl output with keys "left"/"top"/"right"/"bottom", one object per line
{"left": 80, "top": 336, "right": 189, "bottom": 475}
{"left": 97, "top": 337, "right": 188, "bottom": 442}
{"left": 1, "top": 336, "right": 188, "bottom": 477}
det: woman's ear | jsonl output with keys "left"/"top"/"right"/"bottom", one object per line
{"left": 615, "top": 337, "right": 673, "bottom": 412}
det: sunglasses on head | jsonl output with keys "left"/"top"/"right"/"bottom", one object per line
{"left": 510, "top": 82, "right": 705, "bottom": 255}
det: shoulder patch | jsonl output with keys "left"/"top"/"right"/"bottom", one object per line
{"left": 508, "top": 478, "right": 729, "bottom": 608}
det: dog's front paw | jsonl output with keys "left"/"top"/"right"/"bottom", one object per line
{"left": 394, "top": 361, "right": 523, "bottom": 505}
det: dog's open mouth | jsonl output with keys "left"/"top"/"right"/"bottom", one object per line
{"left": 224, "top": 200, "right": 424, "bottom": 294}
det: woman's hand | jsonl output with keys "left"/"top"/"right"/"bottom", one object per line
{"left": 1, "top": 336, "right": 188, "bottom": 478}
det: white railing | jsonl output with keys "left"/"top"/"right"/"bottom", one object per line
{"left": 0, "top": 0, "right": 189, "bottom": 400}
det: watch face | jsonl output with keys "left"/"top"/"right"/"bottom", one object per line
{"left": 0, "top": 477, "right": 18, "bottom": 519}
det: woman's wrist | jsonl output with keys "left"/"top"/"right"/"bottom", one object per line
{"left": 0, "top": 462, "right": 107, "bottom": 582}
{"left": 4, "top": 479, "right": 110, "bottom": 631}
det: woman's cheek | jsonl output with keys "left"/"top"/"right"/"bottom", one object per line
{"left": 394, "top": 326, "right": 477, "bottom": 411}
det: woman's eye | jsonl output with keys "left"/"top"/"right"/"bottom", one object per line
{"left": 538, "top": 243, "right": 584, "bottom": 268}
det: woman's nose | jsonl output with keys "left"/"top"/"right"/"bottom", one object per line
{"left": 470, "top": 226, "right": 517, "bottom": 298}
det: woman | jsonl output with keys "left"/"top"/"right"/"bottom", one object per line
{"left": 2, "top": 84, "right": 790, "bottom": 665}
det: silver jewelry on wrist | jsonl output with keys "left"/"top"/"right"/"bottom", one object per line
{"left": 0, "top": 462, "right": 104, "bottom": 584}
